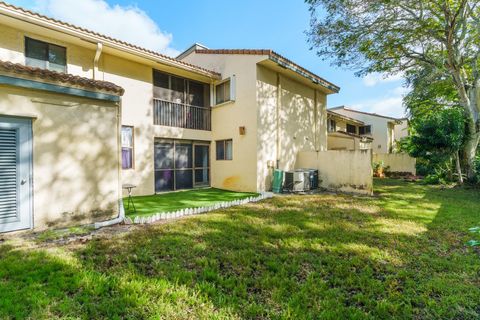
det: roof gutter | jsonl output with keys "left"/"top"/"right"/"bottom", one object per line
{"left": 0, "top": 5, "right": 221, "bottom": 80}
{"left": 268, "top": 54, "right": 340, "bottom": 94}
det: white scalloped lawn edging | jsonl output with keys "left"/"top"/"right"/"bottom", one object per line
{"left": 125, "top": 192, "right": 273, "bottom": 225}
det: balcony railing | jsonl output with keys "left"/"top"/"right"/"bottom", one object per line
{"left": 153, "top": 99, "right": 211, "bottom": 131}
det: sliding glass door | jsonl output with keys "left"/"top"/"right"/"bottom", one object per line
{"left": 194, "top": 145, "right": 210, "bottom": 187}
{"left": 154, "top": 139, "right": 210, "bottom": 192}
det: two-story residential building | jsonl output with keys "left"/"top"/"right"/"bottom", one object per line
{"left": 178, "top": 44, "right": 339, "bottom": 191}
{"left": 329, "top": 106, "right": 408, "bottom": 153}
{"left": 0, "top": 3, "right": 220, "bottom": 231}
{"left": 327, "top": 110, "right": 373, "bottom": 151}
{"left": 0, "top": 4, "right": 339, "bottom": 232}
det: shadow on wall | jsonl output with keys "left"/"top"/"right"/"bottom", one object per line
{"left": 295, "top": 150, "right": 373, "bottom": 195}
{"left": 0, "top": 88, "right": 120, "bottom": 229}
{"left": 257, "top": 66, "right": 325, "bottom": 192}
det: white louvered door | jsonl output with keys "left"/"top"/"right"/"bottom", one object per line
{"left": 0, "top": 117, "right": 32, "bottom": 233}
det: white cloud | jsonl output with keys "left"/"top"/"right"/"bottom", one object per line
{"left": 351, "top": 86, "right": 410, "bottom": 118}
{"left": 32, "top": 0, "right": 179, "bottom": 56}
{"left": 362, "top": 73, "right": 404, "bottom": 87}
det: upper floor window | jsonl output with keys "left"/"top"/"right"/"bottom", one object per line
{"left": 25, "top": 37, "right": 66, "bottom": 73}
{"left": 346, "top": 124, "right": 357, "bottom": 134}
{"left": 328, "top": 119, "right": 336, "bottom": 132}
{"left": 359, "top": 125, "right": 372, "bottom": 135}
{"left": 215, "top": 79, "right": 231, "bottom": 105}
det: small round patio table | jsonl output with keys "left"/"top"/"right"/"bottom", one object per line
{"left": 122, "top": 184, "right": 136, "bottom": 213}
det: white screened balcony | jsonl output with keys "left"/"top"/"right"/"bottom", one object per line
{"left": 153, "top": 99, "right": 211, "bottom": 131}
{"left": 153, "top": 70, "right": 211, "bottom": 131}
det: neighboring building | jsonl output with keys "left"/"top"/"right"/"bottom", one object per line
{"left": 328, "top": 106, "right": 408, "bottom": 153}
{"left": 0, "top": 4, "right": 339, "bottom": 232}
{"left": 178, "top": 44, "right": 339, "bottom": 192}
{"left": 327, "top": 110, "right": 373, "bottom": 151}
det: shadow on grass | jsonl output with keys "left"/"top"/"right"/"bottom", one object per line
{"left": 0, "top": 179, "right": 479, "bottom": 319}
{"left": 0, "top": 245, "right": 143, "bottom": 319}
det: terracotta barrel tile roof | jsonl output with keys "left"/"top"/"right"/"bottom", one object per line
{"left": 0, "top": 60, "right": 124, "bottom": 95}
{"left": 194, "top": 49, "right": 340, "bottom": 93}
{"left": 0, "top": 1, "right": 220, "bottom": 78}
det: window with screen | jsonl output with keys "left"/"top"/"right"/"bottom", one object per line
{"left": 215, "top": 80, "right": 231, "bottom": 105}
{"left": 216, "top": 139, "right": 233, "bottom": 160}
{"left": 25, "top": 37, "right": 66, "bottom": 73}
{"left": 359, "top": 125, "right": 372, "bottom": 135}
{"left": 328, "top": 119, "right": 336, "bottom": 132}
{"left": 121, "top": 126, "right": 134, "bottom": 169}
{"left": 346, "top": 124, "right": 357, "bottom": 134}
{"left": 153, "top": 70, "right": 209, "bottom": 107}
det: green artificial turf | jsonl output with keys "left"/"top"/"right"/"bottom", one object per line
{"left": 1, "top": 179, "right": 479, "bottom": 319}
{"left": 123, "top": 188, "right": 259, "bottom": 218}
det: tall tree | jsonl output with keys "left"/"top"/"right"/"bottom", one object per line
{"left": 306, "top": 0, "right": 480, "bottom": 179}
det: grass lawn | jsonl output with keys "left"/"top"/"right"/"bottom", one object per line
{"left": 124, "top": 188, "right": 258, "bottom": 217}
{"left": 1, "top": 179, "right": 479, "bottom": 319}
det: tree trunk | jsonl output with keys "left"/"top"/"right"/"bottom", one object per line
{"left": 462, "top": 85, "right": 480, "bottom": 181}
{"left": 463, "top": 130, "right": 480, "bottom": 180}
{"left": 455, "top": 150, "right": 464, "bottom": 184}
{"left": 450, "top": 71, "right": 479, "bottom": 181}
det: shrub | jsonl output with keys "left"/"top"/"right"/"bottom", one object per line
{"left": 466, "top": 226, "right": 480, "bottom": 247}
{"left": 423, "top": 173, "right": 447, "bottom": 185}
{"left": 373, "top": 161, "right": 390, "bottom": 178}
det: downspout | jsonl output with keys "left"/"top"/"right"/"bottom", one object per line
{"left": 276, "top": 73, "right": 281, "bottom": 168}
{"left": 93, "top": 43, "right": 103, "bottom": 80}
{"left": 94, "top": 99, "right": 125, "bottom": 229}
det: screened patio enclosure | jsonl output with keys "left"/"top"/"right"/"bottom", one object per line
{"left": 154, "top": 139, "right": 210, "bottom": 192}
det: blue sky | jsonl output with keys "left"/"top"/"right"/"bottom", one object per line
{"left": 10, "top": 0, "right": 407, "bottom": 117}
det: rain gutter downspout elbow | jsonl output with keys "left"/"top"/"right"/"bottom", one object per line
{"left": 93, "top": 42, "right": 103, "bottom": 80}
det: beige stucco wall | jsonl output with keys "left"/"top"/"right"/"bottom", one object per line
{"left": 183, "top": 53, "right": 330, "bottom": 192}
{"left": 327, "top": 134, "right": 372, "bottom": 151}
{"left": 335, "top": 119, "right": 348, "bottom": 132}
{"left": 327, "top": 135, "right": 355, "bottom": 150}
{"left": 256, "top": 65, "right": 328, "bottom": 191}
{"left": 0, "top": 85, "right": 120, "bottom": 229}
{"left": 394, "top": 120, "right": 409, "bottom": 141}
{"left": 373, "top": 153, "right": 416, "bottom": 174}
{"left": 98, "top": 53, "right": 213, "bottom": 195}
{"left": 296, "top": 150, "right": 373, "bottom": 195}
{"left": 0, "top": 22, "right": 217, "bottom": 197}
{"left": 182, "top": 53, "right": 263, "bottom": 192}
{"left": 388, "top": 122, "right": 396, "bottom": 152}
{"left": 0, "top": 23, "right": 96, "bottom": 78}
